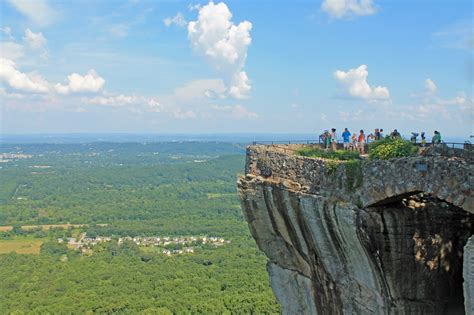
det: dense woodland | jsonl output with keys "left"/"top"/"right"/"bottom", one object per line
{"left": 0, "top": 142, "right": 280, "bottom": 314}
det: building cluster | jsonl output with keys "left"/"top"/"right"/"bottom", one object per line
{"left": 0, "top": 153, "right": 33, "bottom": 162}
{"left": 58, "top": 233, "right": 230, "bottom": 255}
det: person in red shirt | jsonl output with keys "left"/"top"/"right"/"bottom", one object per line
{"left": 358, "top": 130, "right": 366, "bottom": 154}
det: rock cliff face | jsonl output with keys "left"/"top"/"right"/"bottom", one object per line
{"left": 237, "top": 144, "right": 473, "bottom": 314}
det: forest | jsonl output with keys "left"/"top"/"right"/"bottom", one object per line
{"left": 0, "top": 142, "right": 280, "bottom": 314}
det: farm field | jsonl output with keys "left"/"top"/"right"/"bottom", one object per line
{"left": 0, "top": 238, "right": 43, "bottom": 254}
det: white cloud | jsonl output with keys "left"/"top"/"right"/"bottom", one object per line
{"left": 84, "top": 94, "right": 162, "bottom": 112}
{"left": 172, "top": 109, "right": 197, "bottom": 119}
{"left": 0, "top": 58, "right": 49, "bottom": 93}
{"left": 0, "top": 42, "right": 24, "bottom": 60}
{"left": 55, "top": 70, "right": 105, "bottom": 94}
{"left": 164, "top": 12, "right": 187, "bottom": 28}
{"left": 438, "top": 93, "right": 467, "bottom": 106}
{"left": 424, "top": 78, "right": 437, "bottom": 94}
{"left": 8, "top": 0, "right": 58, "bottom": 26}
{"left": 1, "top": 27, "right": 14, "bottom": 40}
{"left": 433, "top": 19, "right": 473, "bottom": 50}
{"left": 231, "top": 104, "right": 257, "bottom": 119}
{"left": 210, "top": 104, "right": 257, "bottom": 120}
{"left": 228, "top": 71, "right": 251, "bottom": 99}
{"left": 23, "top": 28, "right": 48, "bottom": 59}
{"left": 173, "top": 78, "right": 226, "bottom": 101}
{"left": 188, "top": 3, "right": 201, "bottom": 11}
{"left": 334, "top": 64, "right": 390, "bottom": 101}
{"left": 188, "top": 2, "right": 252, "bottom": 99}
{"left": 321, "top": 0, "right": 377, "bottom": 18}
{"left": 23, "top": 29, "right": 46, "bottom": 49}
{"left": 401, "top": 81, "right": 472, "bottom": 123}
{"left": 415, "top": 78, "right": 468, "bottom": 107}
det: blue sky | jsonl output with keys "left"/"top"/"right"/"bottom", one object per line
{"left": 1, "top": 0, "right": 472, "bottom": 137}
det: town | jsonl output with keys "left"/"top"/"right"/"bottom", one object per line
{"left": 0, "top": 153, "right": 33, "bottom": 163}
{"left": 59, "top": 233, "right": 231, "bottom": 256}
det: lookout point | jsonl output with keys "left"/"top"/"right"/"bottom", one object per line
{"left": 238, "top": 143, "right": 473, "bottom": 314}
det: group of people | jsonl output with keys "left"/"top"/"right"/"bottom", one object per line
{"left": 410, "top": 131, "right": 442, "bottom": 146}
{"left": 320, "top": 128, "right": 371, "bottom": 154}
{"left": 319, "top": 128, "right": 443, "bottom": 155}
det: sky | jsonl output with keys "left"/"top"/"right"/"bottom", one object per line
{"left": 0, "top": 0, "right": 473, "bottom": 137}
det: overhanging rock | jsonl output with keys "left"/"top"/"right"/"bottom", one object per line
{"left": 238, "top": 144, "right": 473, "bottom": 314}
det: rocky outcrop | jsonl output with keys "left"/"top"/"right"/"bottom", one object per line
{"left": 238, "top": 144, "right": 473, "bottom": 314}
{"left": 465, "top": 236, "right": 474, "bottom": 314}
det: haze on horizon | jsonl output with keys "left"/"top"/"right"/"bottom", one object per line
{"left": 1, "top": 0, "right": 473, "bottom": 137}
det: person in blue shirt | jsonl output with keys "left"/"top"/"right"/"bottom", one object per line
{"left": 342, "top": 128, "right": 351, "bottom": 150}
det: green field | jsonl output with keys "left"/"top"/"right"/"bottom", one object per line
{"left": 0, "top": 238, "right": 43, "bottom": 254}
{"left": 0, "top": 142, "right": 279, "bottom": 314}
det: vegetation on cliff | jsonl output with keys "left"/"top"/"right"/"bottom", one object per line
{"left": 296, "top": 147, "right": 359, "bottom": 161}
{"left": 368, "top": 138, "right": 418, "bottom": 160}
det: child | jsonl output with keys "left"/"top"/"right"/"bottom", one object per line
{"left": 351, "top": 133, "right": 358, "bottom": 152}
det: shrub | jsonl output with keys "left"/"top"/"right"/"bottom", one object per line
{"left": 368, "top": 138, "right": 418, "bottom": 160}
{"left": 296, "top": 147, "right": 359, "bottom": 161}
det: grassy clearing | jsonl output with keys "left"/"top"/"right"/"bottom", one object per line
{"left": 296, "top": 147, "right": 360, "bottom": 161}
{"left": 0, "top": 239, "right": 43, "bottom": 254}
{"left": 206, "top": 193, "right": 235, "bottom": 199}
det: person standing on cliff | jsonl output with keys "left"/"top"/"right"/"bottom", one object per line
{"left": 342, "top": 128, "right": 351, "bottom": 150}
{"left": 358, "top": 130, "right": 366, "bottom": 154}
{"left": 330, "top": 128, "right": 337, "bottom": 151}
{"left": 374, "top": 128, "right": 380, "bottom": 140}
{"left": 421, "top": 132, "right": 426, "bottom": 147}
{"left": 391, "top": 129, "right": 401, "bottom": 139}
{"left": 351, "top": 133, "right": 358, "bottom": 151}
{"left": 432, "top": 131, "right": 442, "bottom": 145}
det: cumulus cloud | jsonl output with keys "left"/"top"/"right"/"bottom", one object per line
{"left": 399, "top": 80, "right": 472, "bottom": 123}
{"left": 0, "top": 42, "right": 24, "bottom": 60}
{"left": 0, "top": 58, "right": 49, "bottom": 93}
{"left": 334, "top": 64, "right": 390, "bottom": 101}
{"left": 228, "top": 71, "right": 251, "bottom": 99}
{"left": 164, "top": 12, "right": 187, "bottom": 27}
{"left": 415, "top": 78, "right": 467, "bottom": 106}
{"left": 8, "top": 0, "right": 58, "bottom": 26}
{"left": 424, "top": 78, "right": 437, "bottom": 94}
{"left": 55, "top": 70, "right": 105, "bottom": 94}
{"left": 23, "top": 29, "right": 46, "bottom": 49}
{"left": 188, "top": 1, "right": 252, "bottom": 99}
{"left": 210, "top": 104, "right": 258, "bottom": 120}
{"left": 322, "top": 0, "right": 377, "bottom": 18}
{"left": 23, "top": 28, "right": 48, "bottom": 59}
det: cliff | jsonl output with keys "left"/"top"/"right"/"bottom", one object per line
{"left": 237, "top": 144, "right": 474, "bottom": 314}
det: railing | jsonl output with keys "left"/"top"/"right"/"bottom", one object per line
{"left": 251, "top": 140, "right": 471, "bottom": 150}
